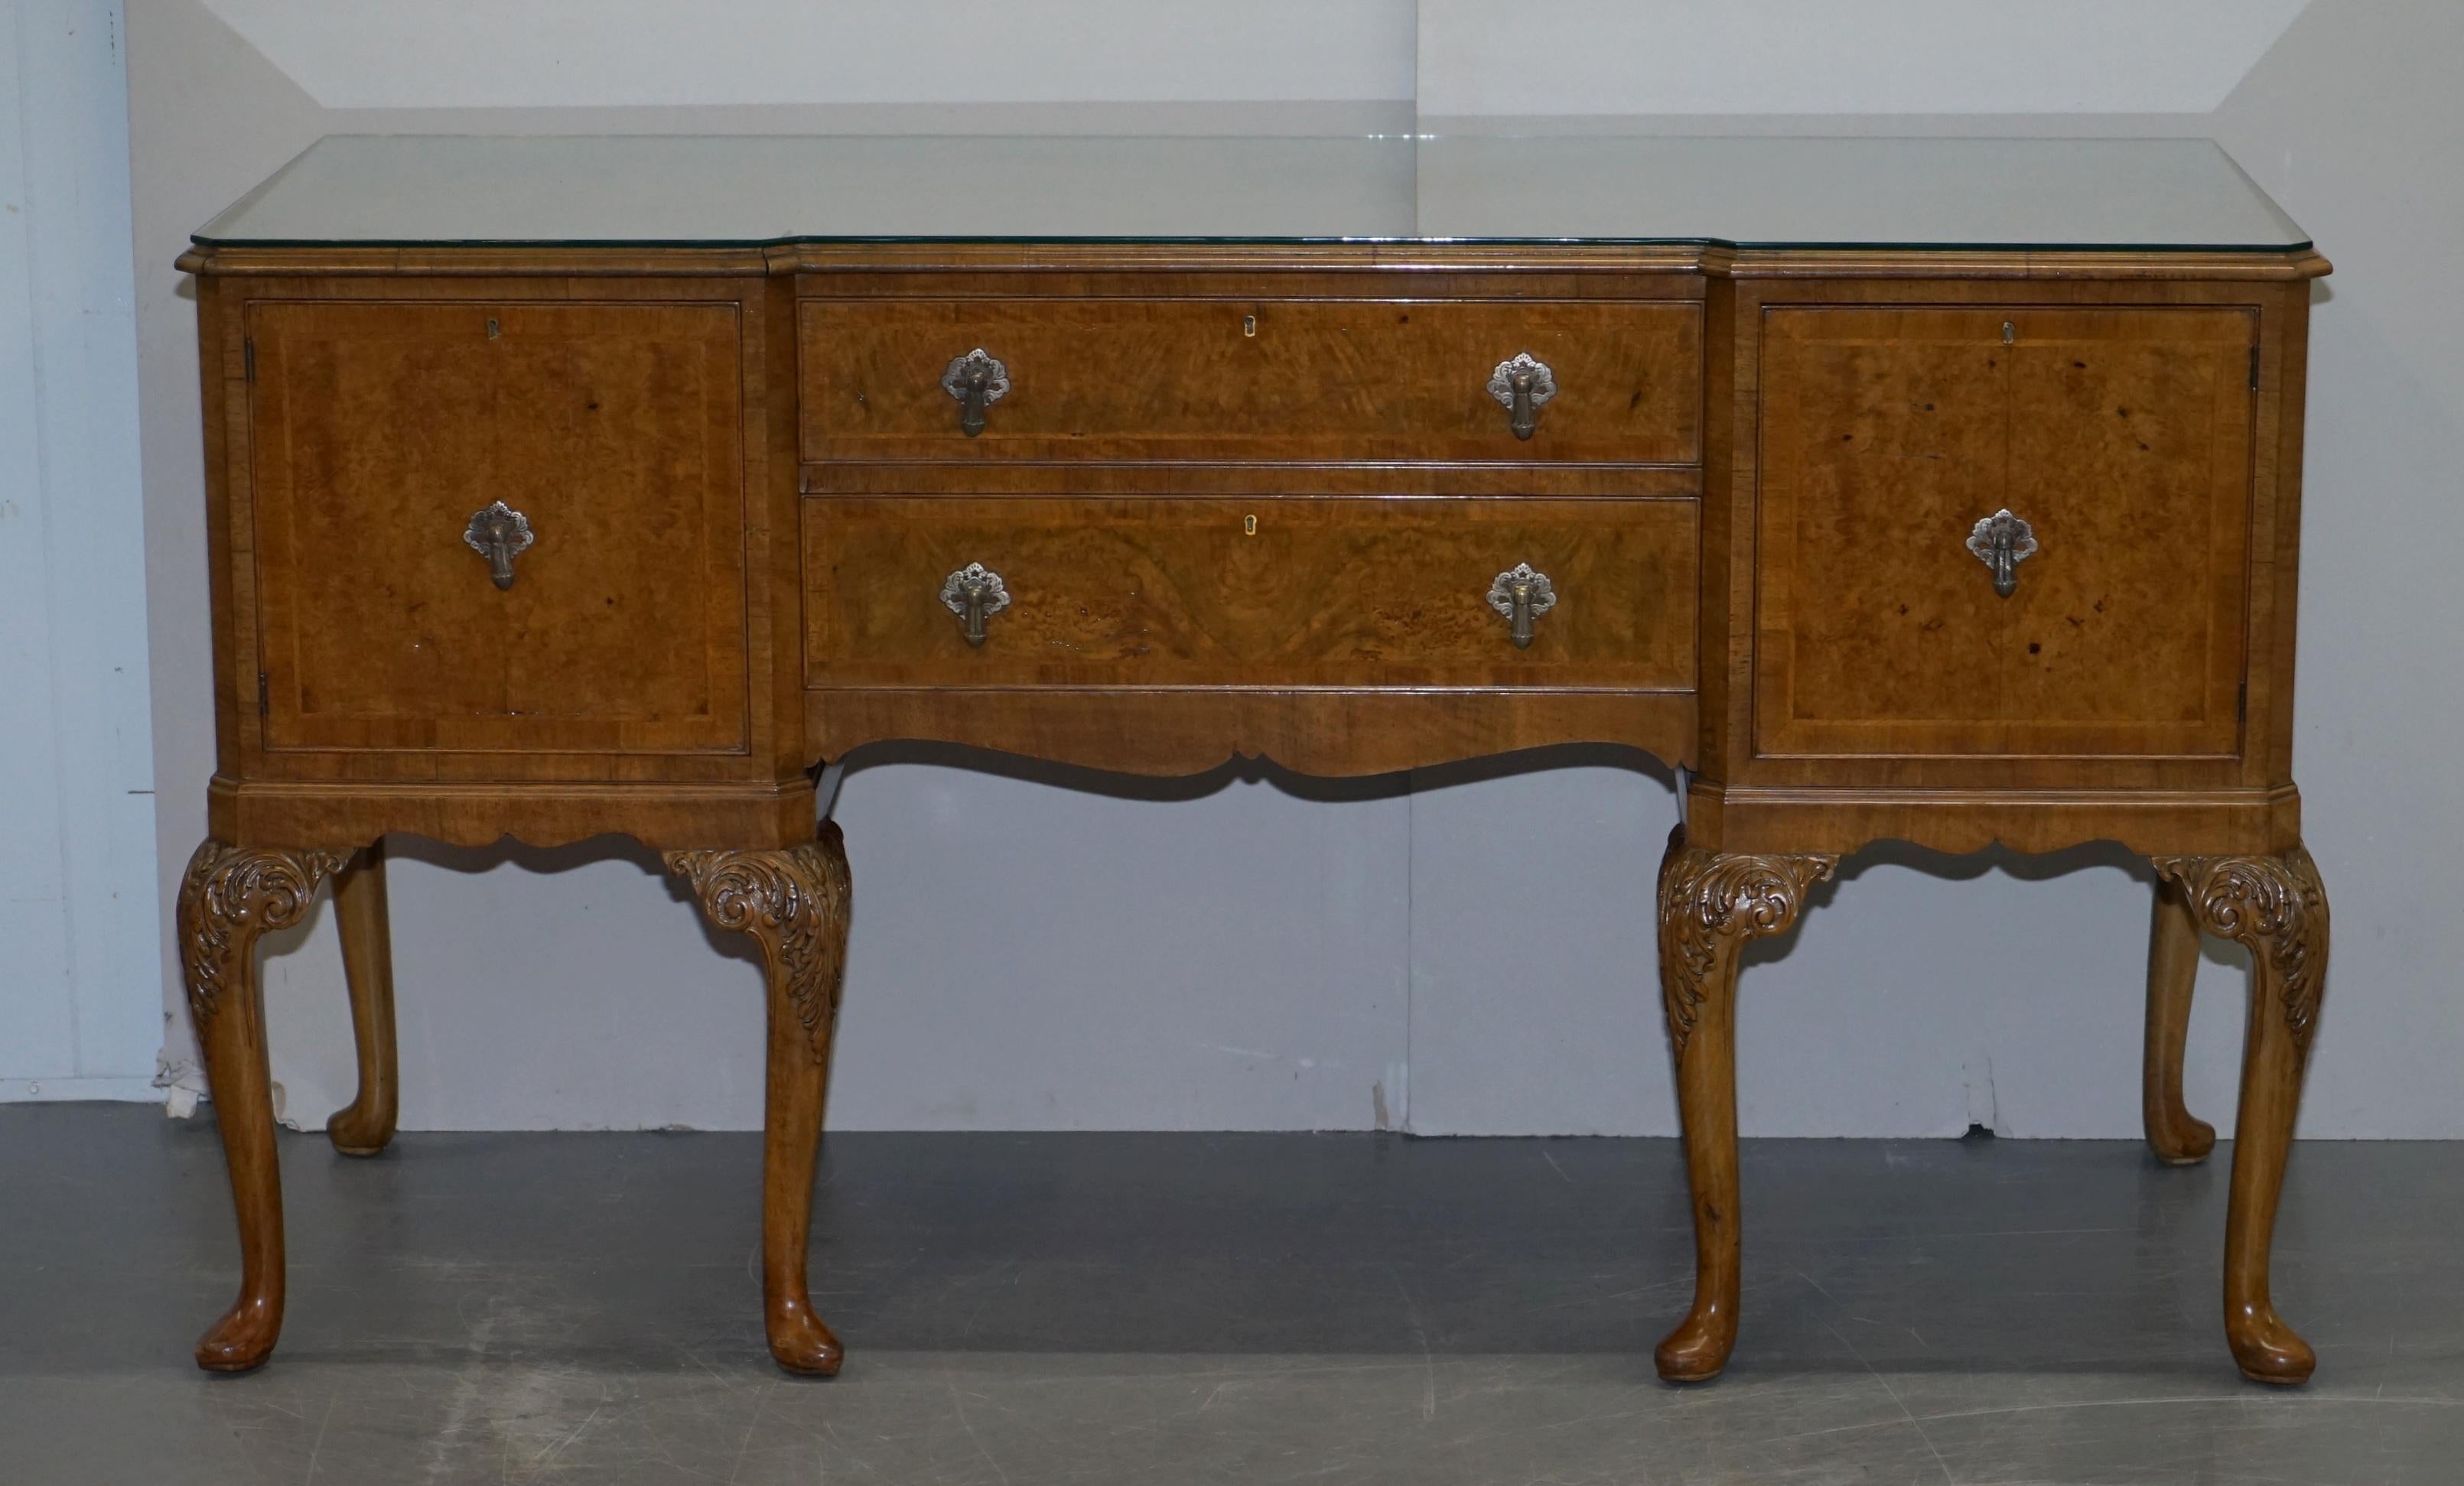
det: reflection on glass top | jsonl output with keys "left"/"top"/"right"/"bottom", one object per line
{"left": 196, "top": 135, "right": 2309, "bottom": 252}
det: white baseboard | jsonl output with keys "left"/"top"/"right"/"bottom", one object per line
{"left": 0, "top": 1076, "right": 169, "bottom": 1104}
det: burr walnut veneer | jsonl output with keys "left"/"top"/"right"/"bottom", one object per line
{"left": 174, "top": 135, "right": 2332, "bottom": 1387}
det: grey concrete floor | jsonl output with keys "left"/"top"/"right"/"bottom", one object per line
{"left": 2, "top": 1106, "right": 2459, "bottom": 1484}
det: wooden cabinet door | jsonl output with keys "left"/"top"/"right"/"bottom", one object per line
{"left": 246, "top": 300, "right": 750, "bottom": 755}
{"left": 1755, "top": 304, "right": 2256, "bottom": 760}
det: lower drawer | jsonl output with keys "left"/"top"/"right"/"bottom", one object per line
{"left": 802, "top": 496, "right": 1697, "bottom": 689}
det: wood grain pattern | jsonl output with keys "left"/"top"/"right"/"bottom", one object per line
{"left": 780, "top": 242, "right": 1716, "bottom": 278}
{"left": 207, "top": 777, "right": 819, "bottom": 853}
{"left": 1696, "top": 273, "right": 2314, "bottom": 806}
{"left": 773, "top": 240, "right": 2324, "bottom": 281}
{"left": 1712, "top": 247, "right": 2331, "bottom": 283}
{"left": 325, "top": 843, "right": 399, "bottom": 1156}
{"left": 178, "top": 241, "right": 2326, "bottom": 288}
{"left": 804, "top": 496, "right": 1697, "bottom": 691}
{"left": 179, "top": 215, "right": 2331, "bottom": 1387}
{"left": 801, "top": 459, "right": 1703, "bottom": 500}
{"left": 246, "top": 298, "right": 752, "bottom": 755}
{"left": 1653, "top": 826, "right": 1837, "bottom": 1383}
{"left": 799, "top": 294, "right": 1701, "bottom": 465}
{"left": 1755, "top": 305, "right": 2256, "bottom": 760}
{"left": 176, "top": 242, "right": 2323, "bottom": 285}
{"left": 808, "top": 688, "right": 1693, "bottom": 776}
{"left": 668, "top": 825, "right": 853, "bottom": 1376}
{"left": 1684, "top": 782, "right": 2303, "bottom": 859}
{"left": 195, "top": 270, "right": 804, "bottom": 802}
{"left": 2153, "top": 847, "right": 2331, "bottom": 1384}
{"left": 183, "top": 245, "right": 774, "bottom": 278}
{"left": 2143, "top": 875, "right": 2214, "bottom": 1165}
{"left": 177, "top": 839, "right": 347, "bottom": 1373}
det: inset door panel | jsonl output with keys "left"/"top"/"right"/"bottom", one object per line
{"left": 246, "top": 300, "right": 750, "bottom": 754}
{"left": 1755, "top": 305, "right": 2256, "bottom": 759}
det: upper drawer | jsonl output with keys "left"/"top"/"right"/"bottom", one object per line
{"left": 797, "top": 296, "right": 1701, "bottom": 467}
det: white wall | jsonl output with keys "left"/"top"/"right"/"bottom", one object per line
{"left": 0, "top": 0, "right": 162, "bottom": 1104}
{"left": 1415, "top": 1, "right": 2313, "bottom": 116}
{"left": 198, "top": 0, "right": 1418, "bottom": 109}
{"left": 103, "top": 0, "right": 2464, "bottom": 1137}
{"left": 2210, "top": 0, "right": 2464, "bottom": 1137}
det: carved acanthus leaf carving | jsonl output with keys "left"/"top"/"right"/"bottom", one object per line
{"left": 1657, "top": 828, "right": 1837, "bottom": 1057}
{"left": 177, "top": 841, "right": 349, "bottom": 1032}
{"left": 2152, "top": 847, "right": 2329, "bottom": 1048}
{"left": 666, "top": 827, "right": 851, "bottom": 1064}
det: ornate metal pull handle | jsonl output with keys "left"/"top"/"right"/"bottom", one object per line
{"left": 462, "top": 500, "right": 535, "bottom": 590}
{"left": 939, "top": 561, "right": 1011, "bottom": 647}
{"left": 1487, "top": 353, "right": 1557, "bottom": 441}
{"left": 1486, "top": 562, "right": 1557, "bottom": 649}
{"left": 940, "top": 349, "right": 1010, "bottom": 437}
{"left": 1966, "top": 509, "right": 2039, "bottom": 598}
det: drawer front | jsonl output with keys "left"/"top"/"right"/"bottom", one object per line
{"left": 246, "top": 299, "right": 750, "bottom": 754}
{"left": 799, "top": 297, "right": 1701, "bottom": 466}
{"left": 803, "top": 497, "right": 1697, "bottom": 689}
{"left": 1754, "top": 304, "right": 2256, "bottom": 759}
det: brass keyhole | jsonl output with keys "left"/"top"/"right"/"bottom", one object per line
{"left": 1242, "top": 513, "right": 1258, "bottom": 536}
{"left": 1242, "top": 314, "right": 1258, "bottom": 338}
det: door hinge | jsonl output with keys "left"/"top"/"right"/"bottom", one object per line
{"left": 243, "top": 337, "right": 256, "bottom": 382}
{"left": 257, "top": 671, "right": 269, "bottom": 715}
{"left": 2249, "top": 343, "right": 2261, "bottom": 391}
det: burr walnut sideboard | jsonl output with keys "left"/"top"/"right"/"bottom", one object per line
{"left": 176, "top": 135, "right": 2332, "bottom": 1385}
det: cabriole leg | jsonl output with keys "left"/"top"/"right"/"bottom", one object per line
{"left": 327, "top": 841, "right": 399, "bottom": 1156}
{"left": 2154, "top": 846, "right": 2330, "bottom": 1385}
{"left": 669, "top": 823, "right": 854, "bottom": 1377}
{"left": 1653, "top": 826, "right": 1836, "bottom": 1383}
{"left": 2143, "top": 876, "right": 2215, "bottom": 1164}
{"left": 178, "top": 839, "right": 347, "bottom": 1372}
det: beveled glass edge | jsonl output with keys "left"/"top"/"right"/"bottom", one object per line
{"left": 187, "top": 232, "right": 2318, "bottom": 253}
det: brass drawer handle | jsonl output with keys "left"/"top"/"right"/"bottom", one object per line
{"left": 462, "top": 500, "right": 535, "bottom": 590}
{"left": 1486, "top": 562, "right": 1557, "bottom": 649}
{"left": 1486, "top": 353, "right": 1557, "bottom": 441}
{"left": 939, "top": 561, "right": 1011, "bottom": 646}
{"left": 939, "top": 349, "right": 1010, "bottom": 437}
{"left": 1967, "top": 509, "right": 2040, "bottom": 597}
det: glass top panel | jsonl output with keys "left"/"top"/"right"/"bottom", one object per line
{"left": 196, "top": 135, "right": 2309, "bottom": 252}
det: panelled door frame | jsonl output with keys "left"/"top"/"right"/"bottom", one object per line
{"left": 1725, "top": 275, "right": 2290, "bottom": 795}
{"left": 216, "top": 274, "right": 780, "bottom": 782}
